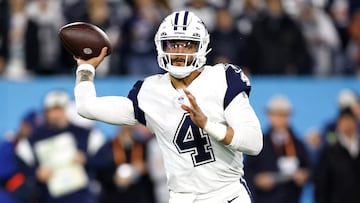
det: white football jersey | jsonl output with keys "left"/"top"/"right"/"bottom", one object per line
{"left": 127, "top": 64, "right": 252, "bottom": 194}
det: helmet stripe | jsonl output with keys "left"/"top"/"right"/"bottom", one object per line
{"left": 174, "top": 12, "right": 179, "bottom": 30}
{"left": 183, "top": 11, "right": 189, "bottom": 30}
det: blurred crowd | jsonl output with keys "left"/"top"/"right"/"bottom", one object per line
{"left": 1, "top": 0, "right": 360, "bottom": 203}
{"left": 1, "top": 0, "right": 360, "bottom": 78}
{"left": 245, "top": 88, "right": 360, "bottom": 203}
{"left": 1, "top": 87, "right": 360, "bottom": 203}
{"left": 0, "top": 89, "right": 168, "bottom": 203}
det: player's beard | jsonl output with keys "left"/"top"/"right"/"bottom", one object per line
{"left": 171, "top": 56, "right": 194, "bottom": 66}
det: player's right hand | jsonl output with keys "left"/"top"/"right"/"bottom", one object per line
{"left": 181, "top": 88, "right": 207, "bottom": 129}
{"left": 75, "top": 47, "right": 108, "bottom": 69}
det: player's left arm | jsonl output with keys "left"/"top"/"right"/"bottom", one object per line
{"left": 182, "top": 65, "right": 263, "bottom": 155}
{"left": 222, "top": 65, "right": 262, "bottom": 155}
{"left": 182, "top": 89, "right": 263, "bottom": 155}
{"left": 223, "top": 92, "right": 263, "bottom": 155}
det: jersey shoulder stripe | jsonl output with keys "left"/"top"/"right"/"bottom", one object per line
{"left": 127, "top": 80, "right": 146, "bottom": 125}
{"left": 223, "top": 64, "right": 251, "bottom": 109}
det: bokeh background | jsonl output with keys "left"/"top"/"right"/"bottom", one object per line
{"left": 1, "top": 0, "right": 360, "bottom": 203}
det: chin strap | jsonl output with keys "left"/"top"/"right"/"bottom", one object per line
{"left": 205, "top": 48, "right": 212, "bottom": 55}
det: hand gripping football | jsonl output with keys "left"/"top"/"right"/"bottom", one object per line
{"left": 59, "top": 22, "right": 112, "bottom": 60}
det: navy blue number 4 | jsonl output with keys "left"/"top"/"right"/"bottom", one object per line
{"left": 173, "top": 113, "right": 215, "bottom": 167}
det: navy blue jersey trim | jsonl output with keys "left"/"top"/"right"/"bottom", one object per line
{"left": 240, "top": 178, "right": 253, "bottom": 203}
{"left": 183, "top": 11, "right": 189, "bottom": 30}
{"left": 127, "top": 80, "right": 146, "bottom": 125}
{"left": 224, "top": 64, "right": 251, "bottom": 109}
{"left": 174, "top": 12, "right": 179, "bottom": 30}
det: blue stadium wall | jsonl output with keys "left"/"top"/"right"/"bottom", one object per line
{"left": 1, "top": 76, "right": 359, "bottom": 140}
{"left": 1, "top": 75, "right": 359, "bottom": 203}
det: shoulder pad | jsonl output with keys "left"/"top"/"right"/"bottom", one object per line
{"left": 223, "top": 64, "right": 251, "bottom": 109}
{"left": 127, "top": 80, "right": 146, "bottom": 125}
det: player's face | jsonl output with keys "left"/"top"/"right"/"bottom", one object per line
{"left": 163, "top": 40, "right": 199, "bottom": 66}
{"left": 45, "top": 107, "right": 68, "bottom": 128}
{"left": 337, "top": 115, "right": 357, "bottom": 136}
{"left": 268, "top": 111, "right": 290, "bottom": 130}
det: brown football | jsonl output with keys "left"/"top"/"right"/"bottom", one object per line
{"left": 59, "top": 22, "right": 112, "bottom": 60}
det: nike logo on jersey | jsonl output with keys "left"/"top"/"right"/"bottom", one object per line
{"left": 227, "top": 196, "right": 239, "bottom": 203}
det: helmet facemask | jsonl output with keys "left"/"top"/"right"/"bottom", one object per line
{"left": 159, "top": 40, "right": 202, "bottom": 78}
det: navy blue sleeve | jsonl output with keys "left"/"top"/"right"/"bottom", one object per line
{"left": 127, "top": 80, "right": 146, "bottom": 125}
{"left": 223, "top": 64, "right": 251, "bottom": 109}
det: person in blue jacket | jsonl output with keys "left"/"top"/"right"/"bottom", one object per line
{"left": 0, "top": 111, "right": 41, "bottom": 203}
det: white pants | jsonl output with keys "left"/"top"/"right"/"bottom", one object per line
{"left": 169, "top": 179, "right": 251, "bottom": 203}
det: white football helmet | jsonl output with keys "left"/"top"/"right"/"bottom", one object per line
{"left": 154, "top": 11, "right": 210, "bottom": 79}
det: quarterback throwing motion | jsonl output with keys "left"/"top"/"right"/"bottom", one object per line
{"left": 74, "top": 11, "right": 263, "bottom": 203}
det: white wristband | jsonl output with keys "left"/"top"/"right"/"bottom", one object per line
{"left": 203, "top": 120, "right": 227, "bottom": 141}
{"left": 76, "top": 64, "right": 95, "bottom": 76}
{"left": 228, "top": 130, "right": 241, "bottom": 150}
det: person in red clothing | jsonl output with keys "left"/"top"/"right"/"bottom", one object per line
{"left": 0, "top": 111, "right": 42, "bottom": 203}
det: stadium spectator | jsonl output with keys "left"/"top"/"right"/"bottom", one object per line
{"left": 231, "top": 0, "right": 261, "bottom": 74}
{"left": 322, "top": 88, "right": 360, "bottom": 146}
{"left": 89, "top": 0, "right": 132, "bottom": 75}
{"left": 325, "top": 0, "right": 356, "bottom": 74}
{"left": 326, "top": 0, "right": 360, "bottom": 19}
{"left": 314, "top": 107, "right": 360, "bottom": 203}
{"left": 348, "top": 8, "right": 360, "bottom": 74}
{"left": 0, "top": 111, "right": 42, "bottom": 203}
{"left": 119, "top": 0, "right": 166, "bottom": 76}
{"left": 92, "top": 125, "right": 155, "bottom": 203}
{"left": 304, "top": 128, "right": 323, "bottom": 169}
{"left": 0, "top": 0, "right": 9, "bottom": 75}
{"left": 297, "top": 1, "right": 341, "bottom": 76}
{"left": 153, "top": 0, "right": 172, "bottom": 13}
{"left": 247, "top": 0, "right": 312, "bottom": 75}
{"left": 15, "top": 90, "right": 105, "bottom": 203}
{"left": 24, "top": 0, "right": 71, "bottom": 75}
{"left": 233, "top": 0, "right": 261, "bottom": 37}
{"left": 167, "top": 0, "right": 184, "bottom": 11}
{"left": 61, "top": 0, "right": 87, "bottom": 23}
{"left": 83, "top": 0, "right": 136, "bottom": 76}
{"left": 3, "top": 0, "right": 28, "bottom": 79}
{"left": 349, "top": 0, "right": 360, "bottom": 18}
{"left": 147, "top": 135, "right": 169, "bottom": 203}
{"left": 83, "top": 0, "right": 117, "bottom": 76}
{"left": 182, "top": 0, "right": 218, "bottom": 32}
{"left": 244, "top": 94, "right": 311, "bottom": 203}
{"left": 226, "top": 0, "right": 262, "bottom": 17}
{"left": 208, "top": 8, "right": 248, "bottom": 67}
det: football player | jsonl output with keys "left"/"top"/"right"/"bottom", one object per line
{"left": 74, "top": 11, "right": 263, "bottom": 203}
